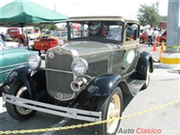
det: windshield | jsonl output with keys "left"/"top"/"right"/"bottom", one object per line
{"left": 68, "top": 21, "right": 123, "bottom": 42}
{"left": 0, "top": 38, "right": 9, "bottom": 50}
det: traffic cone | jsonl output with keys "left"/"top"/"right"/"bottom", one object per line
{"left": 152, "top": 41, "right": 157, "bottom": 51}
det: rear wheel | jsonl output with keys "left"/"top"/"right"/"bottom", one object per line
{"left": 6, "top": 80, "right": 36, "bottom": 121}
{"left": 139, "top": 38, "right": 144, "bottom": 44}
{"left": 96, "top": 87, "right": 123, "bottom": 135}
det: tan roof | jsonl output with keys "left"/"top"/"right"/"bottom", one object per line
{"left": 67, "top": 16, "right": 139, "bottom": 23}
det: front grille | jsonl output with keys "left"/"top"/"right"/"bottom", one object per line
{"left": 45, "top": 47, "right": 74, "bottom": 101}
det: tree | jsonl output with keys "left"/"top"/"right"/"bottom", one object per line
{"left": 34, "top": 23, "right": 58, "bottom": 32}
{"left": 137, "top": 3, "right": 161, "bottom": 27}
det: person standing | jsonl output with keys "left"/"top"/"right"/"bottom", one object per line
{"left": 5, "top": 33, "right": 11, "bottom": 42}
{"left": 146, "top": 27, "right": 153, "bottom": 46}
{"left": 153, "top": 28, "right": 159, "bottom": 46}
{"left": 89, "top": 22, "right": 99, "bottom": 36}
{"left": 80, "top": 22, "right": 85, "bottom": 37}
{"left": 17, "top": 38, "right": 27, "bottom": 49}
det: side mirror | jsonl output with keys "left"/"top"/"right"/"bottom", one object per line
{"left": 132, "top": 24, "right": 138, "bottom": 30}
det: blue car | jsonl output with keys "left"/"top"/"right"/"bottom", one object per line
{"left": 0, "top": 38, "right": 38, "bottom": 94}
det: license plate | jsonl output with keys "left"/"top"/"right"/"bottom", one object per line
{"left": 40, "top": 50, "right": 45, "bottom": 54}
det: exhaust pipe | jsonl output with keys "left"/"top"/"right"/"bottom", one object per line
{"left": 70, "top": 81, "right": 84, "bottom": 92}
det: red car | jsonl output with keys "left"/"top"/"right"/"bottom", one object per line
{"left": 7, "top": 28, "right": 22, "bottom": 41}
{"left": 139, "top": 32, "right": 148, "bottom": 43}
{"left": 34, "top": 38, "right": 59, "bottom": 55}
{"left": 158, "top": 31, "right": 166, "bottom": 44}
{"left": 140, "top": 31, "right": 167, "bottom": 45}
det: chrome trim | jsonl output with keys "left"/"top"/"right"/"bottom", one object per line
{"left": 0, "top": 62, "right": 27, "bottom": 69}
{"left": 71, "top": 58, "right": 88, "bottom": 76}
{"left": 69, "top": 49, "right": 79, "bottom": 58}
{"left": 53, "top": 91, "right": 76, "bottom": 101}
{"left": 0, "top": 69, "right": 12, "bottom": 74}
{"left": 79, "top": 48, "right": 118, "bottom": 57}
{"left": 3, "top": 93, "right": 102, "bottom": 122}
{"left": 40, "top": 67, "right": 93, "bottom": 79}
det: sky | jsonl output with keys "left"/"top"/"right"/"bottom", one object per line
{"left": 0, "top": 0, "right": 168, "bottom": 17}
{"left": 0, "top": 0, "right": 168, "bottom": 33}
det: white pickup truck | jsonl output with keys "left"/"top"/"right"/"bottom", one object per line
{"left": 27, "top": 32, "right": 40, "bottom": 40}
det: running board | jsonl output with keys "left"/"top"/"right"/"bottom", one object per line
{"left": 3, "top": 93, "right": 102, "bottom": 122}
{"left": 128, "top": 80, "right": 145, "bottom": 96}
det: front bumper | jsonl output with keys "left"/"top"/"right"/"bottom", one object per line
{"left": 3, "top": 93, "right": 102, "bottom": 122}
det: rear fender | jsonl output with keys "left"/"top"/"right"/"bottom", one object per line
{"left": 136, "top": 51, "right": 153, "bottom": 79}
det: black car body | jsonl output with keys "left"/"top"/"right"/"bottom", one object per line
{"left": 3, "top": 16, "right": 153, "bottom": 135}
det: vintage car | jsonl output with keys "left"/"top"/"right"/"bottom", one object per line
{"left": 0, "top": 38, "right": 38, "bottom": 93}
{"left": 3, "top": 16, "right": 153, "bottom": 135}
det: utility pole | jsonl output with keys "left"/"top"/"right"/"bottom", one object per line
{"left": 156, "top": 0, "right": 159, "bottom": 10}
{"left": 160, "top": 0, "right": 180, "bottom": 68}
{"left": 53, "top": 4, "right": 57, "bottom": 12}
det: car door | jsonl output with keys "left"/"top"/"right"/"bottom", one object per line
{"left": 121, "top": 23, "right": 140, "bottom": 76}
{"left": 0, "top": 51, "right": 6, "bottom": 84}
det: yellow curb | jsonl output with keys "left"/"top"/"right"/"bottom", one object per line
{"left": 161, "top": 57, "right": 180, "bottom": 64}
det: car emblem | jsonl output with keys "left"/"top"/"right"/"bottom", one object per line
{"left": 58, "top": 93, "right": 63, "bottom": 99}
{"left": 56, "top": 48, "right": 62, "bottom": 53}
{"left": 48, "top": 52, "right": 54, "bottom": 59}
{"left": 41, "top": 44, "right": 43, "bottom": 46}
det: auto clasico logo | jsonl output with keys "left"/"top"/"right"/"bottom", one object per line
{"left": 118, "top": 128, "right": 162, "bottom": 134}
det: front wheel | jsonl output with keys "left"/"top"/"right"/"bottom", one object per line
{"left": 96, "top": 87, "right": 123, "bottom": 135}
{"left": 6, "top": 80, "right": 36, "bottom": 121}
{"left": 139, "top": 38, "right": 144, "bottom": 44}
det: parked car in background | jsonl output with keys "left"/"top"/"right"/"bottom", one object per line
{"left": 139, "top": 31, "right": 148, "bottom": 43}
{"left": 39, "top": 31, "right": 52, "bottom": 38}
{"left": 3, "top": 16, "right": 153, "bottom": 135}
{"left": 27, "top": 31, "right": 40, "bottom": 40}
{"left": 158, "top": 31, "right": 167, "bottom": 45}
{"left": 140, "top": 30, "right": 167, "bottom": 45}
{"left": 51, "top": 30, "right": 67, "bottom": 43}
{"left": 7, "top": 28, "right": 22, "bottom": 41}
{"left": 33, "top": 38, "right": 59, "bottom": 55}
{"left": 0, "top": 38, "right": 38, "bottom": 93}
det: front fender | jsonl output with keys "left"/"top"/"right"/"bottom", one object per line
{"left": 8, "top": 64, "right": 30, "bottom": 83}
{"left": 85, "top": 74, "right": 121, "bottom": 96}
{"left": 136, "top": 51, "right": 153, "bottom": 79}
{"left": 7, "top": 64, "right": 46, "bottom": 99}
{"left": 7, "top": 64, "right": 34, "bottom": 97}
{"left": 69, "top": 74, "right": 122, "bottom": 107}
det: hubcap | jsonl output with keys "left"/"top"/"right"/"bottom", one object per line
{"left": 15, "top": 86, "right": 33, "bottom": 115}
{"left": 106, "top": 93, "right": 121, "bottom": 134}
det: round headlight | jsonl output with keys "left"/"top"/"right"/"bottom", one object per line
{"left": 71, "top": 58, "right": 88, "bottom": 76}
{"left": 28, "top": 54, "right": 41, "bottom": 70}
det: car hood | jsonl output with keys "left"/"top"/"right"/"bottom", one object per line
{"left": 63, "top": 41, "right": 115, "bottom": 56}
{"left": 2, "top": 47, "right": 38, "bottom": 55}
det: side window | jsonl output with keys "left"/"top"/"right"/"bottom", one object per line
{"left": 126, "top": 23, "right": 139, "bottom": 41}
